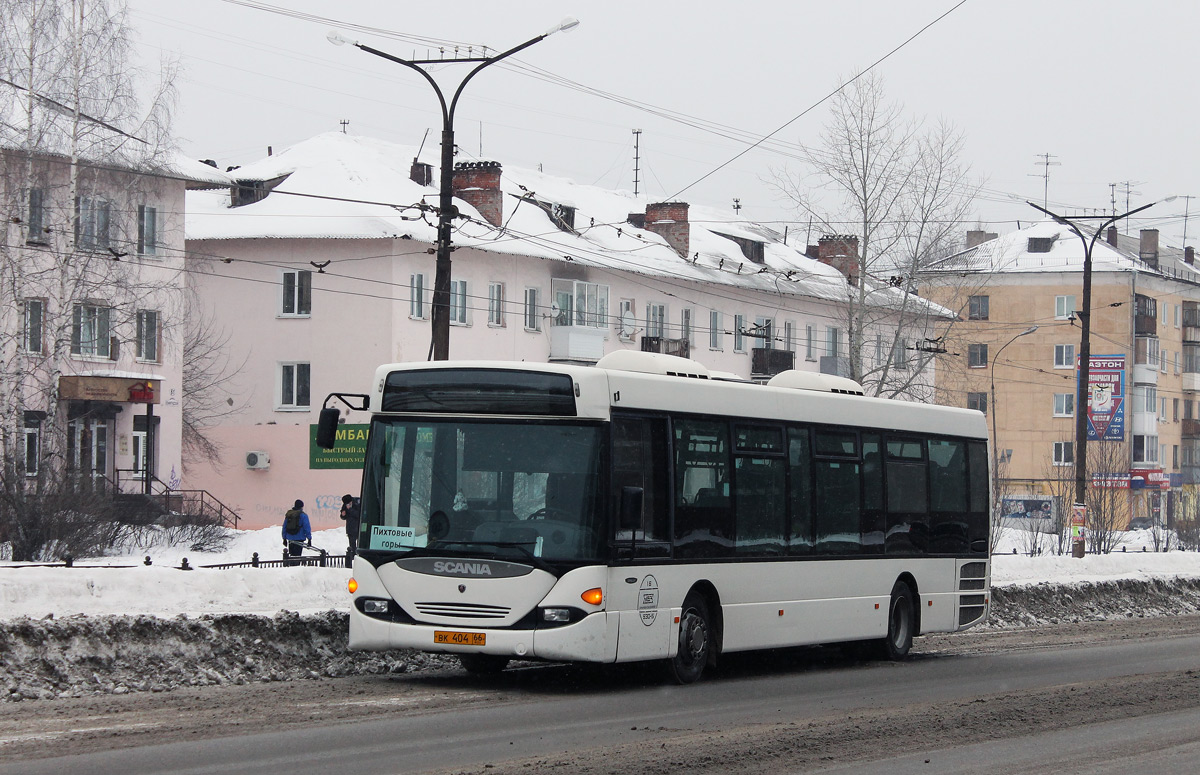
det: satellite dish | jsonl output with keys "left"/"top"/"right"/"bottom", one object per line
{"left": 550, "top": 301, "right": 562, "bottom": 320}
{"left": 620, "top": 310, "right": 636, "bottom": 338}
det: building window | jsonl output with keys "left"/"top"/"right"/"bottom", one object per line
{"left": 281, "top": 269, "right": 312, "bottom": 316}
{"left": 136, "top": 310, "right": 160, "bottom": 363}
{"left": 23, "top": 414, "right": 41, "bottom": 477}
{"left": 1174, "top": 445, "right": 1180, "bottom": 469}
{"left": 1140, "top": 386, "right": 1157, "bottom": 413}
{"left": 968, "top": 295, "right": 989, "bottom": 320}
{"left": 279, "top": 362, "right": 311, "bottom": 409}
{"left": 450, "top": 279, "right": 468, "bottom": 325}
{"left": 1174, "top": 398, "right": 1180, "bottom": 422}
{"left": 646, "top": 302, "right": 666, "bottom": 338}
{"left": 1055, "top": 295, "right": 1076, "bottom": 320}
{"left": 1161, "top": 397, "right": 1168, "bottom": 421}
{"left": 1054, "top": 344, "right": 1075, "bottom": 369}
{"left": 754, "top": 316, "right": 773, "bottom": 350}
{"left": 71, "top": 303, "right": 112, "bottom": 358}
{"left": 1162, "top": 302, "right": 1169, "bottom": 326}
{"left": 784, "top": 321, "right": 795, "bottom": 352}
{"left": 551, "top": 279, "right": 608, "bottom": 328}
{"left": 826, "top": 327, "right": 840, "bottom": 357}
{"left": 968, "top": 343, "right": 988, "bottom": 368}
{"left": 734, "top": 314, "right": 746, "bottom": 352}
{"left": 709, "top": 310, "right": 723, "bottom": 350}
{"left": 1053, "top": 393, "right": 1075, "bottom": 417}
{"left": 1134, "top": 435, "right": 1159, "bottom": 464}
{"left": 488, "top": 282, "right": 505, "bottom": 327}
{"left": 26, "top": 188, "right": 47, "bottom": 245}
{"left": 137, "top": 205, "right": 158, "bottom": 256}
{"left": 1175, "top": 352, "right": 1181, "bottom": 375}
{"left": 1176, "top": 305, "right": 1182, "bottom": 328}
{"left": 891, "top": 338, "right": 908, "bottom": 370}
{"left": 1135, "top": 337, "right": 1160, "bottom": 367}
{"left": 805, "top": 325, "right": 815, "bottom": 360}
{"left": 681, "top": 308, "right": 693, "bottom": 344}
{"left": 1053, "top": 441, "right": 1074, "bottom": 466}
{"left": 1161, "top": 350, "right": 1169, "bottom": 374}
{"left": 22, "top": 299, "right": 44, "bottom": 354}
{"left": 75, "top": 196, "right": 111, "bottom": 251}
{"left": 967, "top": 392, "right": 987, "bottom": 414}
{"left": 410, "top": 273, "right": 426, "bottom": 319}
{"left": 524, "top": 287, "right": 540, "bottom": 331}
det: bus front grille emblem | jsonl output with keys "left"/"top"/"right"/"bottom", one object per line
{"left": 458, "top": 584, "right": 466, "bottom": 593}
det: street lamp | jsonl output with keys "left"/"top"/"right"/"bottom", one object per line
{"left": 329, "top": 18, "right": 580, "bottom": 361}
{"left": 990, "top": 325, "right": 1039, "bottom": 529}
{"left": 1028, "top": 196, "right": 1176, "bottom": 557}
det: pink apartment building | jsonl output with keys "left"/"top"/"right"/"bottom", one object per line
{"left": 184, "top": 133, "right": 947, "bottom": 530}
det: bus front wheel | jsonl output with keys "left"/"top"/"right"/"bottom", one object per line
{"left": 667, "top": 591, "right": 711, "bottom": 684}
{"left": 879, "top": 581, "right": 915, "bottom": 660}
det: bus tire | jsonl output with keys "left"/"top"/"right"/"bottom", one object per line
{"left": 459, "top": 653, "right": 509, "bottom": 675}
{"left": 667, "top": 591, "right": 711, "bottom": 685}
{"left": 880, "top": 580, "right": 915, "bottom": 661}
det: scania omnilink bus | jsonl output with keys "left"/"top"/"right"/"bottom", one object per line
{"left": 316, "top": 351, "right": 990, "bottom": 683}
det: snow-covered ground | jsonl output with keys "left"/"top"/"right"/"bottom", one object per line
{"left": 1, "top": 526, "right": 1198, "bottom": 621}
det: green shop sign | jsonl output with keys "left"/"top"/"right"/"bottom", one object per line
{"left": 309, "top": 423, "right": 369, "bottom": 469}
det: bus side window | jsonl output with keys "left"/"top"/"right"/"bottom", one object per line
{"left": 861, "top": 434, "right": 884, "bottom": 554}
{"left": 612, "top": 416, "right": 669, "bottom": 551}
{"left": 813, "top": 430, "right": 862, "bottom": 554}
{"left": 674, "top": 419, "right": 733, "bottom": 558}
{"left": 966, "top": 441, "right": 990, "bottom": 553}
{"left": 788, "top": 427, "right": 813, "bottom": 554}
{"left": 885, "top": 437, "right": 928, "bottom": 555}
{"left": 928, "top": 439, "right": 968, "bottom": 554}
{"left": 733, "top": 425, "right": 786, "bottom": 556}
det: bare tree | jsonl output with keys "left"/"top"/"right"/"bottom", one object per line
{"left": 0, "top": 0, "right": 181, "bottom": 560}
{"left": 180, "top": 292, "right": 246, "bottom": 468}
{"left": 1084, "top": 441, "right": 1129, "bottom": 555}
{"left": 770, "top": 72, "right": 979, "bottom": 398}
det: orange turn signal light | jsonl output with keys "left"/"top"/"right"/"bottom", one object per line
{"left": 581, "top": 587, "right": 603, "bottom": 606}
{"left": 348, "top": 578, "right": 358, "bottom": 594}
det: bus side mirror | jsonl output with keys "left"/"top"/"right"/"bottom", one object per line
{"left": 619, "top": 486, "right": 644, "bottom": 531}
{"left": 316, "top": 407, "right": 340, "bottom": 449}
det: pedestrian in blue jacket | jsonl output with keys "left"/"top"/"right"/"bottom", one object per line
{"left": 282, "top": 499, "right": 312, "bottom": 559}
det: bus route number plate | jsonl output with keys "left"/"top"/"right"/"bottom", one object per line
{"left": 435, "top": 630, "right": 486, "bottom": 646}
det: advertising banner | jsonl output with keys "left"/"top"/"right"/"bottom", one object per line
{"left": 1082, "top": 354, "right": 1125, "bottom": 441}
{"left": 309, "top": 423, "right": 369, "bottom": 469}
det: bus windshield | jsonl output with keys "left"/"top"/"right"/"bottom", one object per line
{"left": 359, "top": 418, "right": 606, "bottom": 564}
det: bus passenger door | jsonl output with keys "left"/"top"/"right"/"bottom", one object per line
{"left": 610, "top": 415, "right": 673, "bottom": 661}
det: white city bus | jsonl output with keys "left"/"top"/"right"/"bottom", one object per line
{"left": 317, "top": 351, "right": 990, "bottom": 683}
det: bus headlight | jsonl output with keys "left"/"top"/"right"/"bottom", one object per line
{"left": 542, "top": 607, "right": 571, "bottom": 622}
{"left": 362, "top": 599, "right": 389, "bottom": 614}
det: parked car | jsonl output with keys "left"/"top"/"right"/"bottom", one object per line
{"left": 1127, "top": 517, "right": 1154, "bottom": 530}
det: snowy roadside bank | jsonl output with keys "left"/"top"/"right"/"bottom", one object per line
{"left": 6, "top": 576, "right": 1200, "bottom": 703}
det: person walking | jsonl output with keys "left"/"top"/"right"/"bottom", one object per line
{"left": 282, "top": 499, "right": 312, "bottom": 562}
{"left": 340, "top": 494, "right": 361, "bottom": 561}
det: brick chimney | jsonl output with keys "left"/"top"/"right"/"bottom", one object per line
{"left": 452, "top": 161, "right": 503, "bottom": 227}
{"left": 965, "top": 230, "right": 997, "bottom": 248}
{"left": 1186, "top": 246, "right": 1195, "bottom": 265}
{"left": 817, "top": 234, "right": 859, "bottom": 283}
{"left": 410, "top": 158, "right": 433, "bottom": 187}
{"left": 644, "top": 201, "right": 690, "bottom": 258}
{"left": 1139, "top": 228, "right": 1160, "bottom": 268}
{"left": 1107, "top": 226, "right": 1119, "bottom": 247}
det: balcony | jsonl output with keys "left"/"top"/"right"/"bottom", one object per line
{"left": 549, "top": 326, "right": 606, "bottom": 362}
{"left": 1183, "top": 419, "right": 1200, "bottom": 439}
{"left": 752, "top": 348, "right": 795, "bottom": 379}
{"left": 640, "top": 336, "right": 690, "bottom": 359}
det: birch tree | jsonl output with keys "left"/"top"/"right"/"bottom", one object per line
{"left": 771, "top": 72, "right": 978, "bottom": 398}
{"left": 0, "top": 0, "right": 180, "bottom": 560}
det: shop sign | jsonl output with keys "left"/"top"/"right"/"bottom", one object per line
{"left": 58, "top": 376, "right": 161, "bottom": 404}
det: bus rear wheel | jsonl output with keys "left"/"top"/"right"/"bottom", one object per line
{"left": 667, "top": 591, "right": 711, "bottom": 684}
{"left": 879, "top": 581, "right": 915, "bottom": 660}
{"left": 459, "top": 653, "right": 509, "bottom": 675}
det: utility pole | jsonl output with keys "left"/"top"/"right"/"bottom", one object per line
{"left": 1029, "top": 153, "right": 1060, "bottom": 210}
{"left": 1180, "top": 195, "right": 1195, "bottom": 247}
{"left": 632, "top": 129, "right": 642, "bottom": 196}
{"left": 732, "top": 198, "right": 741, "bottom": 214}
{"left": 1115, "top": 181, "right": 1144, "bottom": 234}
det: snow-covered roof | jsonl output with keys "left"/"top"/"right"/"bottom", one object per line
{"left": 928, "top": 220, "right": 1185, "bottom": 278}
{"left": 186, "top": 132, "right": 953, "bottom": 317}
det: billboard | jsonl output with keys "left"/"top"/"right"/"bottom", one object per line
{"left": 1082, "top": 354, "right": 1125, "bottom": 441}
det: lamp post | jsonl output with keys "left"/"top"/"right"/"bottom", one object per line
{"left": 329, "top": 18, "right": 580, "bottom": 361}
{"left": 1028, "top": 197, "right": 1175, "bottom": 557}
{"left": 990, "top": 325, "right": 1039, "bottom": 529}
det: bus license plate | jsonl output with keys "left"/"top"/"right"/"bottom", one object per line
{"left": 435, "top": 630, "right": 486, "bottom": 646}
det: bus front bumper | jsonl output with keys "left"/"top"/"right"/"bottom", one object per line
{"left": 349, "top": 606, "right": 616, "bottom": 664}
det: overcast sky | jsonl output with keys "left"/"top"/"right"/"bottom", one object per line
{"left": 128, "top": 0, "right": 1199, "bottom": 247}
